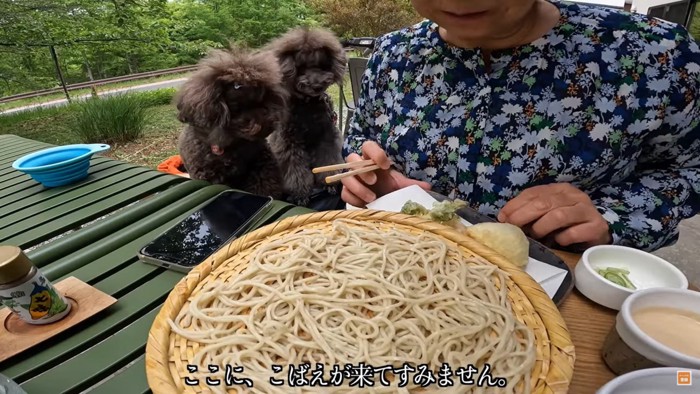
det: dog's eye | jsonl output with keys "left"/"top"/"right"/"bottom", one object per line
{"left": 233, "top": 84, "right": 242, "bottom": 90}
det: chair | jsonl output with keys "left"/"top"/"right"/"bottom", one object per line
{"left": 341, "top": 57, "right": 369, "bottom": 135}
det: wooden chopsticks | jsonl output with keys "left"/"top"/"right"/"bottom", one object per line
{"left": 312, "top": 159, "right": 381, "bottom": 184}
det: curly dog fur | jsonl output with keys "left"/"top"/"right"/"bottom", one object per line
{"left": 176, "top": 47, "right": 288, "bottom": 198}
{"left": 264, "top": 27, "right": 347, "bottom": 205}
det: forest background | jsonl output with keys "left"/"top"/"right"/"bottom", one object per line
{"left": 0, "top": 0, "right": 422, "bottom": 97}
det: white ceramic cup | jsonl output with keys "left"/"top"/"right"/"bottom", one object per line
{"left": 615, "top": 288, "right": 700, "bottom": 369}
{"left": 597, "top": 367, "right": 700, "bottom": 394}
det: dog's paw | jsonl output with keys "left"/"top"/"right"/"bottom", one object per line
{"left": 324, "top": 183, "right": 340, "bottom": 195}
{"left": 288, "top": 195, "right": 311, "bottom": 207}
{"left": 284, "top": 167, "right": 314, "bottom": 196}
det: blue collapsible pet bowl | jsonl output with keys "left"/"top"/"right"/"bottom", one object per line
{"left": 12, "top": 143, "right": 111, "bottom": 187}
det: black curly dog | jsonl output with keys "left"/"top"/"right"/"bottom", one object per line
{"left": 175, "top": 47, "right": 288, "bottom": 198}
{"left": 265, "top": 28, "right": 348, "bottom": 205}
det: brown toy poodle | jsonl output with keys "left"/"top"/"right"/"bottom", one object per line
{"left": 175, "top": 47, "right": 288, "bottom": 198}
{"left": 264, "top": 27, "right": 347, "bottom": 205}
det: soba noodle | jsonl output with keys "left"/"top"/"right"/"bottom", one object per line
{"left": 168, "top": 219, "right": 536, "bottom": 393}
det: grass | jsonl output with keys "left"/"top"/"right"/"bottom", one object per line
{"left": 0, "top": 106, "right": 76, "bottom": 145}
{"left": 0, "top": 103, "right": 182, "bottom": 168}
{"left": 0, "top": 72, "right": 191, "bottom": 112}
{"left": 0, "top": 88, "right": 182, "bottom": 168}
{"left": 101, "top": 105, "right": 182, "bottom": 168}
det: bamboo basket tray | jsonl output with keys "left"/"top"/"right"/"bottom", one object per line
{"left": 146, "top": 210, "right": 575, "bottom": 393}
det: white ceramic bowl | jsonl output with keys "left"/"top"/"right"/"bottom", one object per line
{"left": 615, "top": 288, "right": 700, "bottom": 369}
{"left": 575, "top": 245, "right": 688, "bottom": 310}
{"left": 597, "top": 367, "right": 700, "bottom": 393}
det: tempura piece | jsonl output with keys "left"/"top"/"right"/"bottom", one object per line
{"left": 465, "top": 222, "right": 530, "bottom": 267}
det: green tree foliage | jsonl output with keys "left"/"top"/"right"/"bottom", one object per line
{"left": 0, "top": 0, "right": 317, "bottom": 96}
{"left": 305, "top": 0, "right": 421, "bottom": 39}
{"left": 0, "top": 0, "right": 416, "bottom": 97}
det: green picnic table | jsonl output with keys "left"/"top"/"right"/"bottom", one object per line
{"left": 0, "top": 134, "right": 314, "bottom": 393}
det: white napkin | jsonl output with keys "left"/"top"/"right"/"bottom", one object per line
{"left": 347, "top": 185, "right": 569, "bottom": 299}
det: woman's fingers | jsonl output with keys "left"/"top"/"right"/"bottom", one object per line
{"left": 341, "top": 142, "right": 432, "bottom": 206}
{"left": 361, "top": 141, "right": 392, "bottom": 170}
{"left": 390, "top": 170, "right": 432, "bottom": 191}
{"left": 501, "top": 194, "right": 571, "bottom": 228}
{"left": 347, "top": 153, "right": 378, "bottom": 185}
{"left": 341, "top": 185, "right": 371, "bottom": 208}
{"left": 527, "top": 204, "right": 589, "bottom": 239}
{"left": 554, "top": 220, "right": 611, "bottom": 247}
{"left": 340, "top": 155, "right": 378, "bottom": 205}
{"left": 497, "top": 186, "right": 545, "bottom": 223}
{"left": 499, "top": 183, "right": 612, "bottom": 247}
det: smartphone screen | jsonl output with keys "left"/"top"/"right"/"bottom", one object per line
{"left": 140, "top": 191, "right": 272, "bottom": 269}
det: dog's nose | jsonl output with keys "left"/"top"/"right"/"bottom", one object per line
{"left": 311, "top": 83, "right": 327, "bottom": 92}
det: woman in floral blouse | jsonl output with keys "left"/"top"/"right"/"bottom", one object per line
{"left": 341, "top": 0, "right": 700, "bottom": 252}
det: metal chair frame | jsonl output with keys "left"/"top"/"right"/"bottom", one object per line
{"left": 336, "top": 37, "right": 375, "bottom": 135}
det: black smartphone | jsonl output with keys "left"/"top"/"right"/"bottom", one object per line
{"left": 138, "top": 190, "right": 274, "bottom": 272}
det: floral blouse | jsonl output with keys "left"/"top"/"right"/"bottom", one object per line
{"left": 343, "top": 0, "right": 700, "bottom": 251}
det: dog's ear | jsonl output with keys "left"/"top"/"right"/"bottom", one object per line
{"left": 175, "top": 50, "right": 235, "bottom": 128}
{"left": 176, "top": 77, "right": 230, "bottom": 129}
{"left": 275, "top": 50, "right": 298, "bottom": 84}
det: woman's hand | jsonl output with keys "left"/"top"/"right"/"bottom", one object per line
{"left": 497, "top": 183, "right": 612, "bottom": 248}
{"left": 340, "top": 141, "right": 432, "bottom": 207}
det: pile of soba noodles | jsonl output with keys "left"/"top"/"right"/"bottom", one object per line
{"left": 169, "top": 219, "right": 536, "bottom": 393}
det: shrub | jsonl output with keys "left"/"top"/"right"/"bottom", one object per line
{"left": 71, "top": 93, "right": 151, "bottom": 144}
{"left": 133, "top": 88, "right": 178, "bottom": 107}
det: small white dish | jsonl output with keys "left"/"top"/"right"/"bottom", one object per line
{"left": 575, "top": 245, "right": 688, "bottom": 310}
{"left": 614, "top": 288, "right": 700, "bottom": 369}
{"left": 597, "top": 367, "right": 700, "bottom": 393}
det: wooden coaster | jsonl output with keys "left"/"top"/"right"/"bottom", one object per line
{"left": 0, "top": 276, "right": 117, "bottom": 363}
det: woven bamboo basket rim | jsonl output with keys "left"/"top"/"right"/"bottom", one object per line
{"left": 145, "top": 210, "right": 575, "bottom": 393}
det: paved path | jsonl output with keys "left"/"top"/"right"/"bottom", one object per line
{"left": 0, "top": 78, "right": 188, "bottom": 115}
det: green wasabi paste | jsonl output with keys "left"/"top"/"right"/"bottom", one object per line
{"left": 595, "top": 266, "right": 636, "bottom": 289}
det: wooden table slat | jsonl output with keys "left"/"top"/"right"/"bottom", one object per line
{"left": 0, "top": 166, "right": 154, "bottom": 222}
{"left": 0, "top": 164, "right": 27, "bottom": 177}
{"left": 0, "top": 270, "right": 184, "bottom": 382}
{"left": 0, "top": 170, "right": 28, "bottom": 184}
{"left": 27, "top": 182, "right": 221, "bottom": 266}
{"left": 554, "top": 251, "right": 617, "bottom": 394}
{"left": 0, "top": 144, "right": 52, "bottom": 164}
{"left": 0, "top": 160, "right": 125, "bottom": 204}
{"left": 0, "top": 140, "right": 49, "bottom": 156}
{"left": 19, "top": 307, "right": 163, "bottom": 394}
{"left": 88, "top": 355, "right": 151, "bottom": 394}
{"left": 0, "top": 136, "right": 51, "bottom": 152}
{"left": 275, "top": 206, "right": 316, "bottom": 220}
{"left": 96, "top": 259, "right": 173, "bottom": 298}
{"left": 0, "top": 176, "right": 184, "bottom": 248}
{"left": 0, "top": 170, "right": 170, "bottom": 233}
{"left": 0, "top": 143, "right": 49, "bottom": 161}
{"left": 0, "top": 155, "right": 111, "bottom": 177}
{"left": 0, "top": 176, "right": 36, "bottom": 196}
{"left": 38, "top": 188, "right": 231, "bottom": 280}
